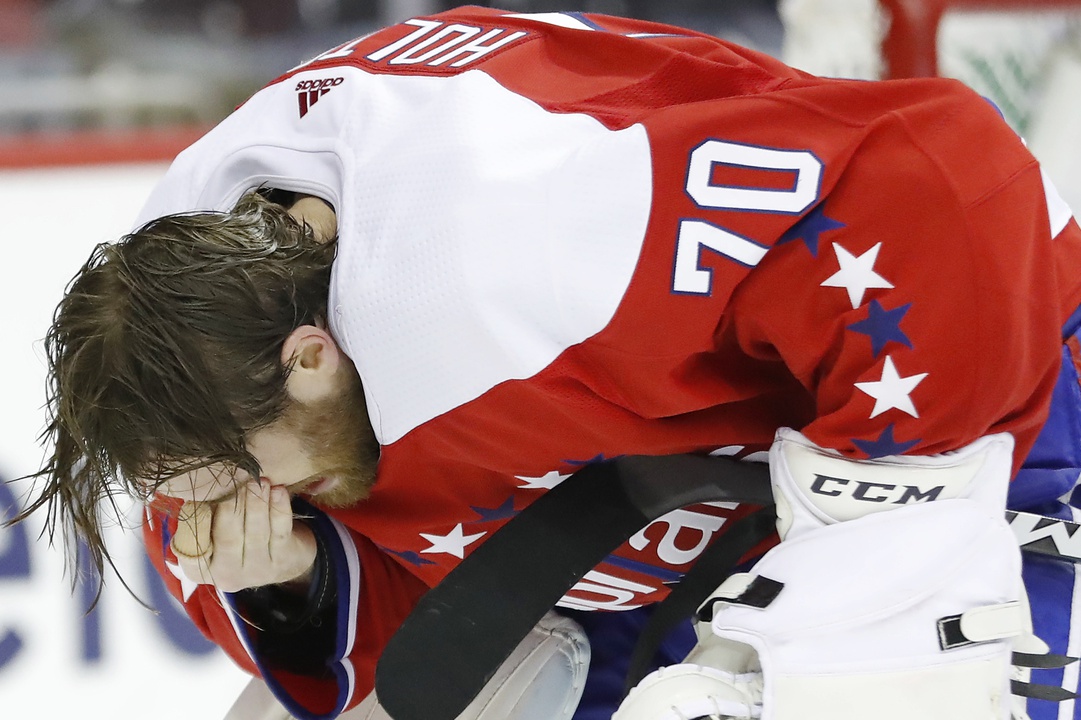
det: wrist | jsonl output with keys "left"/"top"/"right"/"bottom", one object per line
{"left": 277, "top": 520, "right": 319, "bottom": 591}
{"left": 278, "top": 560, "right": 317, "bottom": 595}
{"left": 236, "top": 523, "right": 336, "bottom": 632}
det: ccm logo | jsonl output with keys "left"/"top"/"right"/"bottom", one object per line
{"left": 811, "top": 474, "right": 945, "bottom": 504}
{"left": 296, "top": 77, "right": 344, "bottom": 91}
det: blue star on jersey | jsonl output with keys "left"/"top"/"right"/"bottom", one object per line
{"left": 852, "top": 423, "right": 921, "bottom": 459}
{"left": 470, "top": 496, "right": 518, "bottom": 522}
{"left": 381, "top": 546, "right": 437, "bottom": 567}
{"left": 848, "top": 300, "right": 913, "bottom": 357}
{"left": 566, "top": 452, "right": 623, "bottom": 467}
{"left": 777, "top": 202, "right": 845, "bottom": 257}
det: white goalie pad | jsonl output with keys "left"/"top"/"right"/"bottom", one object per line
{"left": 428, "top": 609, "right": 590, "bottom": 720}
{"left": 224, "top": 611, "right": 589, "bottom": 720}
{"left": 617, "top": 430, "right": 1029, "bottom": 720}
{"left": 618, "top": 500, "right": 1024, "bottom": 720}
{"left": 718, "top": 500, "right": 1021, "bottom": 719}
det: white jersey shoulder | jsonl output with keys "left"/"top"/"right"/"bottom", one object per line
{"left": 134, "top": 65, "right": 654, "bottom": 446}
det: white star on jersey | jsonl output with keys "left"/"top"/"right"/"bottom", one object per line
{"left": 822, "top": 242, "right": 893, "bottom": 309}
{"left": 854, "top": 355, "right": 928, "bottom": 418}
{"left": 165, "top": 559, "right": 200, "bottom": 602}
{"left": 516, "top": 469, "right": 571, "bottom": 490}
{"left": 419, "top": 523, "right": 487, "bottom": 558}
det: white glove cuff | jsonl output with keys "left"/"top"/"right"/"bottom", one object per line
{"left": 770, "top": 428, "right": 1014, "bottom": 539}
{"left": 709, "top": 499, "right": 1022, "bottom": 720}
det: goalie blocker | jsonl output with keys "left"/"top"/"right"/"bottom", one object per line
{"left": 616, "top": 429, "right": 1061, "bottom": 720}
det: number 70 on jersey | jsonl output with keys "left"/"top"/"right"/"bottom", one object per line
{"left": 672, "top": 140, "right": 824, "bottom": 295}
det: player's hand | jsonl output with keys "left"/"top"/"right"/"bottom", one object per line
{"left": 170, "top": 479, "right": 317, "bottom": 593}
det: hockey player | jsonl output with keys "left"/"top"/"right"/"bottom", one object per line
{"left": 15, "top": 6, "right": 1081, "bottom": 720}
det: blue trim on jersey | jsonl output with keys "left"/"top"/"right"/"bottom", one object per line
{"left": 602, "top": 553, "right": 684, "bottom": 584}
{"left": 982, "top": 96, "right": 1006, "bottom": 120}
{"left": 222, "top": 504, "right": 355, "bottom": 720}
{"left": 1064, "top": 303, "right": 1081, "bottom": 339}
{"left": 306, "top": 503, "right": 357, "bottom": 716}
{"left": 565, "top": 12, "right": 606, "bottom": 31}
{"left": 1010, "top": 338, "right": 1081, "bottom": 510}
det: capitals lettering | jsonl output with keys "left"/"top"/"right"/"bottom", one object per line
{"left": 810, "top": 474, "right": 945, "bottom": 504}
{"left": 629, "top": 507, "right": 727, "bottom": 565}
{"left": 559, "top": 570, "right": 656, "bottom": 612}
{"left": 557, "top": 505, "right": 741, "bottom": 611}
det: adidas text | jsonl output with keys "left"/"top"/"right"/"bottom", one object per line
{"left": 296, "top": 77, "right": 344, "bottom": 118}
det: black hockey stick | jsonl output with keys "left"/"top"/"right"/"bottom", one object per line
{"left": 375, "top": 454, "right": 775, "bottom": 720}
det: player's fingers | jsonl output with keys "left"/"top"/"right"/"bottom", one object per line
{"left": 215, "top": 480, "right": 272, "bottom": 573}
{"left": 242, "top": 479, "right": 273, "bottom": 552}
{"left": 268, "top": 484, "right": 294, "bottom": 544}
{"left": 174, "top": 545, "right": 214, "bottom": 586}
{"left": 209, "top": 484, "right": 250, "bottom": 563}
{"left": 171, "top": 500, "right": 213, "bottom": 560}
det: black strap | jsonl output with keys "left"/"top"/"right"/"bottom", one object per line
{"left": 698, "top": 576, "right": 785, "bottom": 616}
{"left": 1012, "top": 680, "right": 1078, "bottom": 702}
{"left": 1013, "top": 651, "right": 1079, "bottom": 669}
{"left": 622, "top": 505, "right": 776, "bottom": 696}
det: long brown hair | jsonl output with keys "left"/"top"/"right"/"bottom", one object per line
{"left": 8, "top": 191, "right": 337, "bottom": 599}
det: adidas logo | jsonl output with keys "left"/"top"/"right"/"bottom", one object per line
{"left": 296, "top": 77, "right": 344, "bottom": 118}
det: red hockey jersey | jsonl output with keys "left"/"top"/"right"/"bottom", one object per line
{"left": 139, "top": 7, "right": 1081, "bottom": 718}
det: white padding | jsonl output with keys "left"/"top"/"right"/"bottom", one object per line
{"left": 613, "top": 663, "right": 762, "bottom": 720}
{"left": 347, "top": 611, "right": 589, "bottom": 720}
{"left": 223, "top": 677, "right": 292, "bottom": 720}
{"left": 709, "top": 500, "right": 1021, "bottom": 720}
{"left": 960, "top": 602, "right": 1024, "bottom": 643}
{"left": 455, "top": 610, "right": 589, "bottom": 720}
{"left": 771, "top": 428, "right": 1014, "bottom": 539}
{"left": 710, "top": 573, "right": 756, "bottom": 601}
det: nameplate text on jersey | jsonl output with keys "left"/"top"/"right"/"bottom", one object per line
{"left": 311, "top": 19, "right": 529, "bottom": 71}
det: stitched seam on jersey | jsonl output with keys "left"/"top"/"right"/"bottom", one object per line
{"left": 751, "top": 84, "right": 897, "bottom": 130}
{"left": 891, "top": 99, "right": 1038, "bottom": 212}
{"left": 962, "top": 160, "right": 1041, "bottom": 211}
{"left": 848, "top": 107, "right": 981, "bottom": 462}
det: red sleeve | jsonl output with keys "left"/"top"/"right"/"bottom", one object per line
{"left": 143, "top": 503, "right": 428, "bottom": 719}
{"left": 721, "top": 83, "right": 1072, "bottom": 471}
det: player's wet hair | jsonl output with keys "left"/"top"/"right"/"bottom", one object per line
{"left": 8, "top": 190, "right": 337, "bottom": 601}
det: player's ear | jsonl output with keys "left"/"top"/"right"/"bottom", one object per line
{"left": 281, "top": 325, "right": 341, "bottom": 404}
{"left": 287, "top": 195, "right": 337, "bottom": 243}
